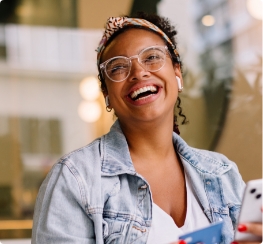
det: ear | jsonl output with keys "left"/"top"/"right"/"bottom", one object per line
{"left": 173, "top": 63, "right": 184, "bottom": 89}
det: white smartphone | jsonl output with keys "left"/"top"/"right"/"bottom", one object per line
{"left": 234, "top": 178, "right": 262, "bottom": 242}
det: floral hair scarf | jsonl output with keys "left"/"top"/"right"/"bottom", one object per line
{"left": 96, "top": 17, "right": 180, "bottom": 64}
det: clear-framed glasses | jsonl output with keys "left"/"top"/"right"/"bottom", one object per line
{"left": 99, "top": 45, "right": 170, "bottom": 82}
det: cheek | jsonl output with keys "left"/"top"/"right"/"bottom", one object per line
{"left": 162, "top": 70, "right": 177, "bottom": 89}
{"left": 166, "top": 76, "right": 179, "bottom": 102}
{"left": 106, "top": 84, "right": 123, "bottom": 104}
{"left": 104, "top": 79, "right": 117, "bottom": 97}
{"left": 103, "top": 78, "right": 111, "bottom": 92}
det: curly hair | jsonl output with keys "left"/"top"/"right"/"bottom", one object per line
{"left": 97, "top": 12, "right": 188, "bottom": 133}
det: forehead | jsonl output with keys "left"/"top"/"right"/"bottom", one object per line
{"left": 101, "top": 28, "right": 166, "bottom": 62}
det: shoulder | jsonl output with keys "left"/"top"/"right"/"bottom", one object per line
{"left": 190, "top": 147, "right": 245, "bottom": 187}
{"left": 35, "top": 137, "right": 106, "bottom": 214}
{"left": 174, "top": 133, "right": 245, "bottom": 186}
{"left": 44, "top": 120, "right": 129, "bottom": 190}
{"left": 174, "top": 134, "right": 245, "bottom": 202}
{"left": 48, "top": 137, "right": 104, "bottom": 191}
{"left": 173, "top": 133, "right": 236, "bottom": 175}
{"left": 36, "top": 136, "right": 103, "bottom": 196}
{"left": 190, "top": 147, "right": 236, "bottom": 171}
{"left": 190, "top": 147, "right": 242, "bottom": 176}
{"left": 58, "top": 137, "right": 102, "bottom": 168}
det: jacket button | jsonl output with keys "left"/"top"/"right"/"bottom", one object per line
{"left": 139, "top": 184, "right": 147, "bottom": 189}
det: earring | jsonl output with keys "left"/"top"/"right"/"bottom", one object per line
{"left": 176, "top": 76, "right": 183, "bottom": 92}
{"left": 105, "top": 95, "right": 109, "bottom": 107}
{"left": 105, "top": 95, "right": 112, "bottom": 112}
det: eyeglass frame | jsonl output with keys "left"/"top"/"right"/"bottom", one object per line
{"left": 99, "top": 45, "right": 171, "bottom": 82}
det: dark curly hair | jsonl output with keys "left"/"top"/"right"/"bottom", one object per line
{"left": 97, "top": 12, "right": 188, "bottom": 133}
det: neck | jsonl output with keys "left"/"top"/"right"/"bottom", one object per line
{"left": 119, "top": 116, "right": 176, "bottom": 168}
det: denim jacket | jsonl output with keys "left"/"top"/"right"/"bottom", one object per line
{"left": 32, "top": 120, "right": 245, "bottom": 244}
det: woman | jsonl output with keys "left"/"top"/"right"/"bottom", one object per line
{"left": 32, "top": 12, "right": 262, "bottom": 244}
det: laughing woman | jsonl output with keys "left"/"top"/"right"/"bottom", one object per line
{"left": 32, "top": 12, "right": 261, "bottom": 244}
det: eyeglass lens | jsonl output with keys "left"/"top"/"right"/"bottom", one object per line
{"left": 104, "top": 46, "right": 166, "bottom": 82}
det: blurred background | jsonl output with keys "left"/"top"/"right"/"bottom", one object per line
{"left": 0, "top": 0, "right": 261, "bottom": 242}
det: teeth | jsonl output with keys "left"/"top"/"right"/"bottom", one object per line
{"left": 150, "top": 87, "right": 156, "bottom": 92}
{"left": 130, "top": 86, "right": 157, "bottom": 99}
{"left": 136, "top": 94, "right": 154, "bottom": 101}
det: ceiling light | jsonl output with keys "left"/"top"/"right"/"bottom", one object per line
{"left": 78, "top": 101, "right": 101, "bottom": 123}
{"left": 246, "top": 0, "right": 262, "bottom": 20}
{"left": 79, "top": 76, "right": 100, "bottom": 101}
{"left": 202, "top": 15, "right": 215, "bottom": 26}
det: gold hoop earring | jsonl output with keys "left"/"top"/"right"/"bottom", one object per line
{"left": 106, "top": 106, "right": 112, "bottom": 112}
{"left": 105, "top": 95, "right": 112, "bottom": 112}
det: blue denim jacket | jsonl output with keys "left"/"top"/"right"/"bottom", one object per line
{"left": 32, "top": 120, "right": 245, "bottom": 244}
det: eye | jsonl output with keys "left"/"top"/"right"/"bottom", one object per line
{"left": 106, "top": 59, "right": 129, "bottom": 75}
{"left": 145, "top": 54, "right": 161, "bottom": 61}
{"left": 140, "top": 49, "right": 165, "bottom": 64}
{"left": 110, "top": 64, "right": 128, "bottom": 74}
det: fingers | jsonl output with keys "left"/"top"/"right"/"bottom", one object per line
{"left": 231, "top": 222, "right": 262, "bottom": 244}
{"left": 238, "top": 223, "right": 262, "bottom": 237}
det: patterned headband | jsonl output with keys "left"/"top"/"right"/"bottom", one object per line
{"left": 96, "top": 17, "right": 180, "bottom": 64}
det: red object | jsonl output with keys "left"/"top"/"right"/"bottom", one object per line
{"left": 238, "top": 224, "right": 247, "bottom": 232}
{"left": 230, "top": 242, "right": 239, "bottom": 244}
{"left": 178, "top": 240, "right": 187, "bottom": 244}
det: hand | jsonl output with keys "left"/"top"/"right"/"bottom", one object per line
{"left": 231, "top": 222, "right": 262, "bottom": 244}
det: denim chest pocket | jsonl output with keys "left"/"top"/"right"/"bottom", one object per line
{"left": 102, "top": 217, "right": 127, "bottom": 244}
{"left": 103, "top": 217, "right": 148, "bottom": 244}
{"left": 212, "top": 205, "right": 240, "bottom": 224}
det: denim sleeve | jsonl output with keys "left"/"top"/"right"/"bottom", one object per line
{"left": 31, "top": 162, "right": 96, "bottom": 244}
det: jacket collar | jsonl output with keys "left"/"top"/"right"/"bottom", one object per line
{"left": 101, "top": 120, "right": 136, "bottom": 176}
{"left": 101, "top": 120, "right": 232, "bottom": 176}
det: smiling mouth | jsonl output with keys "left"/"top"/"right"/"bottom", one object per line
{"left": 129, "top": 85, "right": 158, "bottom": 101}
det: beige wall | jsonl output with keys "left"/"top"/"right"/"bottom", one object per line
{"left": 77, "top": 0, "right": 133, "bottom": 29}
{"left": 215, "top": 21, "right": 262, "bottom": 182}
{"left": 215, "top": 73, "right": 262, "bottom": 182}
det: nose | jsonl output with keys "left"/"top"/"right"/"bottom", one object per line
{"left": 127, "top": 58, "right": 151, "bottom": 82}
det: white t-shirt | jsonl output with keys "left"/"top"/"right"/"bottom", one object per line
{"left": 146, "top": 175, "right": 210, "bottom": 244}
